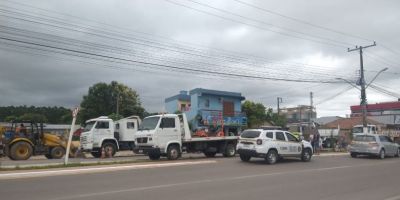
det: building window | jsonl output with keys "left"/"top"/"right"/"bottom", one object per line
{"left": 205, "top": 99, "right": 210, "bottom": 108}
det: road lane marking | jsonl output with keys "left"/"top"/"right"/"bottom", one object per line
{"left": 53, "top": 160, "right": 400, "bottom": 200}
{"left": 0, "top": 160, "right": 217, "bottom": 180}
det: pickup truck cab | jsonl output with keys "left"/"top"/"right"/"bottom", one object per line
{"left": 237, "top": 129, "right": 313, "bottom": 164}
{"left": 80, "top": 116, "right": 141, "bottom": 158}
{"left": 135, "top": 113, "right": 238, "bottom": 160}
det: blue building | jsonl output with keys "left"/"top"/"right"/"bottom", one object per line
{"left": 165, "top": 88, "right": 247, "bottom": 135}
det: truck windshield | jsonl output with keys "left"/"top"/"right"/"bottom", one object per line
{"left": 83, "top": 121, "right": 96, "bottom": 132}
{"left": 352, "top": 127, "right": 363, "bottom": 133}
{"left": 139, "top": 117, "right": 160, "bottom": 130}
{"left": 241, "top": 130, "right": 261, "bottom": 138}
{"left": 354, "top": 135, "right": 376, "bottom": 142}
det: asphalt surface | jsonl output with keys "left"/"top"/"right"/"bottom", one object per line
{"left": 0, "top": 154, "right": 399, "bottom": 200}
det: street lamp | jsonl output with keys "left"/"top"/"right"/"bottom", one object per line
{"left": 336, "top": 67, "right": 388, "bottom": 133}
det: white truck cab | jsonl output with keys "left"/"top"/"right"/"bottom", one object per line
{"left": 80, "top": 116, "right": 141, "bottom": 158}
{"left": 352, "top": 124, "right": 378, "bottom": 136}
{"left": 237, "top": 129, "right": 313, "bottom": 164}
{"left": 135, "top": 113, "right": 238, "bottom": 160}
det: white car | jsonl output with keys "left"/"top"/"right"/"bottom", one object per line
{"left": 237, "top": 129, "right": 313, "bottom": 164}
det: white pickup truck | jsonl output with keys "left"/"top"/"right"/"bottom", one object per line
{"left": 80, "top": 116, "right": 141, "bottom": 158}
{"left": 134, "top": 113, "right": 238, "bottom": 160}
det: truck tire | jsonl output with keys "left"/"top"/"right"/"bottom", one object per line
{"left": 301, "top": 148, "right": 312, "bottom": 162}
{"left": 223, "top": 143, "right": 236, "bottom": 157}
{"left": 204, "top": 151, "right": 217, "bottom": 158}
{"left": 149, "top": 152, "right": 161, "bottom": 160}
{"left": 50, "top": 146, "right": 65, "bottom": 159}
{"left": 265, "top": 149, "right": 278, "bottom": 164}
{"left": 9, "top": 141, "right": 33, "bottom": 160}
{"left": 167, "top": 145, "right": 180, "bottom": 160}
{"left": 103, "top": 142, "right": 117, "bottom": 157}
{"left": 239, "top": 154, "right": 251, "bottom": 162}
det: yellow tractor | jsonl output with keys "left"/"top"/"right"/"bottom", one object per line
{"left": 2, "top": 121, "right": 80, "bottom": 160}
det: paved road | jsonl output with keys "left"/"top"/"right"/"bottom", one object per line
{"left": 0, "top": 155, "right": 399, "bottom": 200}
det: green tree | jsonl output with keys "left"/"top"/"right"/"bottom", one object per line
{"left": 242, "top": 100, "right": 268, "bottom": 128}
{"left": 80, "top": 81, "right": 146, "bottom": 123}
{"left": 19, "top": 113, "right": 48, "bottom": 123}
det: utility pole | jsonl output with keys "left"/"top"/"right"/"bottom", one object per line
{"left": 277, "top": 97, "right": 283, "bottom": 115}
{"left": 309, "top": 92, "right": 313, "bottom": 124}
{"left": 348, "top": 42, "right": 376, "bottom": 131}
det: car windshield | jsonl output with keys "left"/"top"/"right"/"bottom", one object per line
{"left": 83, "top": 121, "right": 96, "bottom": 132}
{"left": 354, "top": 135, "right": 376, "bottom": 142}
{"left": 241, "top": 130, "right": 261, "bottom": 138}
{"left": 139, "top": 117, "right": 160, "bottom": 130}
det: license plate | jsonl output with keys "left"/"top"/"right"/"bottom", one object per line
{"left": 243, "top": 144, "right": 251, "bottom": 148}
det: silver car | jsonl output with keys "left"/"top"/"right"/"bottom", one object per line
{"left": 349, "top": 134, "right": 400, "bottom": 159}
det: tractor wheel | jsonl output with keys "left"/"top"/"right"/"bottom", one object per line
{"left": 9, "top": 141, "right": 33, "bottom": 160}
{"left": 50, "top": 146, "right": 65, "bottom": 159}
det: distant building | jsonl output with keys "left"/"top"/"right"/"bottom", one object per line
{"left": 165, "top": 88, "right": 247, "bottom": 135}
{"left": 350, "top": 100, "right": 400, "bottom": 129}
{"left": 280, "top": 105, "right": 316, "bottom": 123}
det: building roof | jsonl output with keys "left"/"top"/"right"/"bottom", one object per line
{"left": 164, "top": 91, "right": 191, "bottom": 103}
{"left": 324, "top": 117, "right": 383, "bottom": 129}
{"left": 314, "top": 116, "right": 343, "bottom": 125}
{"left": 351, "top": 101, "right": 400, "bottom": 113}
{"left": 189, "top": 88, "right": 245, "bottom": 100}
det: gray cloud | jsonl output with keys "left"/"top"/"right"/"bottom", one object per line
{"left": 0, "top": 0, "right": 399, "bottom": 118}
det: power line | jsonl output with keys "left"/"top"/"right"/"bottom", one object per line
{"left": 164, "top": 0, "right": 348, "bottom": 48}
{"left": 0, "top": 35, "right": 340, "bottom": 83}
{"left": 232, "top": 0, "right": 373, "bottom": 43}
{"left": 183, "top": 0, "right": 353, "bottom": 46}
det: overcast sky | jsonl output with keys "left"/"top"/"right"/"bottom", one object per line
{"left": 1, "top": 0, "right": 399, "bottom": 117}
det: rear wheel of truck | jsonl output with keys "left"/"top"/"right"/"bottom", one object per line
{"left": 9, "top": 141, "right": 33, "bottom": 160}
{"left": 239, "top": 154, "right": 251, "bottom": 162}
{"left": 204, "top": 151, "right": 217, "bottom": 158}
{"left": 223, "top": 144, "right": 236, "bottom": 157}
{"left": 50, "top": 146, "right": 65, "bottom": 159}
{"left": 167, "top": 145, "right": 180, "bottom": 160}
{"left": 149, "top": 152, "right": 161, "bottom": 160}
{"left": 103, "top": 142, "right": 117, "bottom": 157}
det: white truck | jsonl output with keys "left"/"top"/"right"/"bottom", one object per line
{"left": 80, "top": 116, "right": 141, "bottom": 158}
{"left": 352, "top": 124, "right": 378, "bottom": 136}
{"left": 134, "top": 113, "right": 238, "bottom": 160}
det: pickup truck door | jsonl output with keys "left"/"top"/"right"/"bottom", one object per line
{"left": 157, "top": 117, "right": 180, "bottom": 151}
{"left": 285, "top": 132, "right": 302, "bottom": 156}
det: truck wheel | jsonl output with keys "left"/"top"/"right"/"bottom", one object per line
{"left": 167, "top": 145, "right": 180, "bottom": 160}
{"left": 9, "top": 141, "right": 33, "bottom": 160}
{"left": 50, "top": 146, "right": 65, "bottom": 159}
{"left": 103, "top": 142, "right": 117, "bottom": 157}
{"left": 223, "top": 144, "right": 236, "bottom": 157}
{"left": 204, "top": 151, "right": 217, "bottom": 158}
{"left": 149, "top": 153, "right": 161, "bottom": 160}
{"left": 265, "top": 150, "right": 278, "bottom": 164}
{"left": 239, "top": 154, "right": 251, "bottom": 162}
{"left": 301, "top": 148, "right": 312, "bottom": 162}
{"left": 379, "top": 149, "right": 385, "bottom": 159}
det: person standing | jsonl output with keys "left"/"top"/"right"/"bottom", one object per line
{"left": 313, "top": 128, "right": 321, "bottom": 155}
